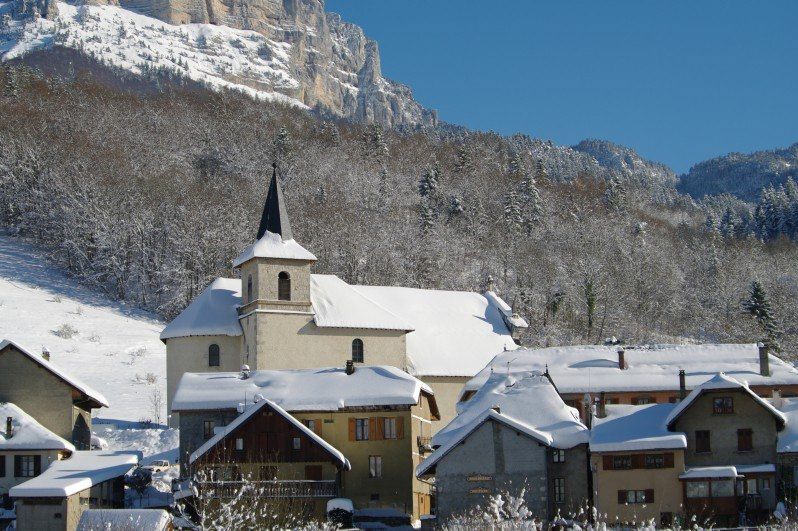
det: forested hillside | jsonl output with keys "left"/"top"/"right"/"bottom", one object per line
{"left": 1, "top": 59, "right": 796, "bottom": 354}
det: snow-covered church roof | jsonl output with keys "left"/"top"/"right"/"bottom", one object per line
{"left": 590, "top": 403, "right": 686, "bottom": 453}
{"left": 418, "top": 371, "right": 588, "bottom": 477}
{"left": 0, "top": 402, "right": 75, "bottom": 452}
{"left": 171, "top": 365, "right": 436, "bottom": 414}
{"left": 160, "top": 278, "right": 243, "bottom": 340}
{"left": 461, "top": 343, "right": 798, "bottom": 399}
{"left": 232, "top": 230, "right": 317, "bottom": 266}
{"left": 0, "top": 339, "right": 109, "bottom": 408}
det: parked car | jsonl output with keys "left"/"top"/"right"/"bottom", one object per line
{"left": 143, "top": 460, "right": 171, "bottom": 472}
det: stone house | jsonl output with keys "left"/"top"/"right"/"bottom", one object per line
{"left": 160, "top": 169, "right": 526, "bottom": 430}
{"left": 416, "top": 372, "right": 590, "bottom": 523}
{"left": 0, "top": 340, "right": 108, "bottom": 450}
{"left": 590, "top": 402, "right": 687, "bottom": 526}
{"left": 460, "top": 343, "right": 798, "bottom": 421}
{"left": 171, "top": 363, "right": 439, "bottom": 520}
{"left": 10, "top": 450, "right": 140, "bottom": 531}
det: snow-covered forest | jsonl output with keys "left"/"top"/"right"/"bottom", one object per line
{"left": 0, "top": 60, "right": 796, "bottom": 354}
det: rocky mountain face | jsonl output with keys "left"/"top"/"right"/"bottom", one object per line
{"left": 678, "top": 143, "right": 798, "bottom": 201}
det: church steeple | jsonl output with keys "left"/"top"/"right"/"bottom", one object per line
{"left": 257, "top": 163, "right": 293, "bottom": 241}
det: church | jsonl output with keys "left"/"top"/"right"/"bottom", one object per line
{"left": 160, "top": 170, "right": 527, "bottom": 428}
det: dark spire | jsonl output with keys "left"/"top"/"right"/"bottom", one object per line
{"left": 256, "top": 163, "right": 293, "bottom": 241}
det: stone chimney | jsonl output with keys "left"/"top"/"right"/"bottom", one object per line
{"left": 491, "top": 406, "right": 501, "bottom": 414}
{"left": 5, "top": 417, "right": 12, "bottom": 439}
{"left": 596, "top": 391, "right": 607, "bottom": 419}
{"left": 240, "top": 364, "right": 251, "bottom": 380}
{"left": 758, "top": 343, "right": 770, "bottom": 377}
{"left": 42, "top": 346, "right": 50, "bottom": 361}
{"left": 773, "top": 389, "right": 783, "bottom": 409}
{"left": 679, "top": 369, "right": 686, "bottom": 400}
{"left": 617, "top": 347, "right": 626, "bottom": 370}
{"left": 484, "top": 274, "right": 495, "bottom": 293}
{"left": 346, "top": 360, "right": 355, "bottom": 375}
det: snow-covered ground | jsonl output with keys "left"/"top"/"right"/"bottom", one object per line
{"left": 0, "top": 232, "right": 167, "bottom": 424}
{"left": 0, "top": 0, "right": 306, "bottom": 107}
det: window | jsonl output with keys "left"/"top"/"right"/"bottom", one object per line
{"left": 737, "top": 428, "right": 753, "bottom": 452}
{"left": 553, "top": 478, "right": 565, "bottom": 503}
{"left": 618, "top": 490, "right": 652, "bottom": 504}
{"left": 763, "top": 478, "right": 771, "bottom": 490}
{"left": 235, "top": 438, "right": 244, "bottom": 451}
{"left": 645, "top": 454, "right": 665, "bottom": 469}
{"left": 352, "top": 339, "right": 364, "bottom": 363}
{"left": 633, "top": 397, "right": 654, "bottom": 405}
{"left": 203, "top": 420, "right": 216, "bottom": 440}
{"left": 713, "top": 396, "right": 734, "bottom": 414}
{"left": 711, "top": 480, "right": 734, "bottom": 497}
{"left": 383, "top": 418, "right": 397, "bottom": 440}
{"left": 695, "top": 430, "right": 711, "bottom": 453}
{"left": 612, "top": 455, "right": 632, "bottom": 470}
{"left": 208, "top": 344, "right": 220, "bottom": 367}
{"left": 278, "top": 272, "right": 291, "bottom": 301}
{"left": 369, "top": 456, "right": 382, "bottom": 478}
{"left": 292, "top": 437, "right": 301, "bottom": 450}
{"left": 553, "top": 449, "right": 566, "bottom": 463}
{"left": 686, "top": 481, "right": 709, "bottom": 498}
{"left": 14, "top": 456, "right": 39, "bottom": 478}
{"left": 304, "top": 419, "right": 317, "bottom": 433}
{"left": 356, "top": 418, "right": 369, "bottom": 441}
{"left": 247, "top": 275, "right": 253, "bottom": 303}
{"left": 747, "top": 478, "right": 758, "bottom": 494}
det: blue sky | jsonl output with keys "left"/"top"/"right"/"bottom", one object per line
{"left": 326, "top": 1, "right": 797, "bottom": 173}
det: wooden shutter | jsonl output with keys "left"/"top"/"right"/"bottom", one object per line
{"left": 631, "top": 454, "right": 645, "bottom": 469}
{"left": 645, "top": 489, "right": 655, "bottom": 503}
{"left": 602, "top": 455, "right": 613, "bottom": 470}
{"left": 14, "top": 456, "right": 21, "bottom": 477}
{"left": 371, "top": 417, "right": 382, "bottom": 440}
{"left": 314, "top": 419, "right": 323, "bottom": 437}
{"left": 348, "top": 418, "right": 356, "bottom": 441}
{"left": 617, "top": 490, "right": 626, "bottom": 504}
{"left": 0, "top": 454, "right": 5, "bottom": 477}
{"left": 34, "top": 455, "right": 41, "bottom": 476}
{"left": 664, "top": 452, "right": 674, "bottom": 468}
{"left": 396, "top": 417, "right": 404, "bottom": 439}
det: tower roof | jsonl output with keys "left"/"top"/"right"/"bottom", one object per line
{"left": 257, "top": 165, "right": 292, "bottom": 241}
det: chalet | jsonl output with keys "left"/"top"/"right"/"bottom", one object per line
{"left": 160, "top": 169, "right": 526, "bottom": 429}
{"left": 416, "top": 371, "right": 590, "bottom": 523}
{"left": 460, "top": 343, "right": 798, "bottom": 420}
{"left": 171, "top": 363, "right": 439, "bottom": 519}
{"left": 10, "top": 450, "right": 141, "bottom": 531}
{"left": 0, "top": 339, "right": 108, "bottom": 449}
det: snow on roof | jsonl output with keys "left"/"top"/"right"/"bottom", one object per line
{"left": 10, "top": 450, "right": 140, "bottom": 497}
{"left": 418, "top": 372, "right": 588, "bottom": 477}
{"left": 590, "top": 403, "right": 686, "bottom": 453}
{"left": 160, "top": 278, "right": 243, "bottom": 340}
{"left": 736, "top": 464, "right": 776, "bottom": 474}
{"left": 462, "top": 343, "right": 798, "bottom": 397}
{"left": 311, "top": 275, "right": 413, "bottom": 331}
{"left": 172, "top": 365, "right": 432, "bottom": 413}
{"left": 0, "top": 339, "right": 109, "bottom": 408}
{"left": 352, "top": 284, "right": 520, "bottom": 376}
{"left": 680, "top": 466, "right": 739, "bottom": 480}
{"left": 0, "top": 402, "right": 75, "bottom": 452}
{"left": 777, "top": 398, "right": 798, "bottom": 453}
{"left": 77, "top": 509, "right": 171, "bottom": 531}
{"left": 189, "top": 397, "right": 350, "bottom": 469}
{"left": 232, "top": 231, "right": 317, "bottom": 267}
{"left": 665, "top": 372, "right": 786, "bottom": 429}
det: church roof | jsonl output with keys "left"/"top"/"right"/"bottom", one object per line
{"left": 160, "top": 278, "right": 243, "bottom": 340}
{"left": 258, "top": 165, "right": 293, "bottom": 241}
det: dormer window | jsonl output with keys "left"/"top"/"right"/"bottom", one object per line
{"left": 209, "top": 344, "right": 220, "bottom": 367}
{"left": 352, "top": 338, "right": 364, "bottom": 363}
{"left": 713, "top": 397, "right": 733, "bottom": 414}
{"left": 247, "top": 275, "right": 253, "bottom": 303}
{"left": 278, "top": 272, "right": 291, "bottom": 301}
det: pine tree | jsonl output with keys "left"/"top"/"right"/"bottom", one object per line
{"left": 503, "top": 190, "right": 523, "bottom": 233}
{"left": 508, "top": 152, "right": 525, "bottom": 179}
{"left": 418, "top": 162, "right": 440, "bottom": 198}
{"left": 742, "top": 280, "right": 782, "bottom": 351}
{"left": 419, "top": 200, "right": 435, "bottom": 236}
{"left": 271, "top": 126, "right": 292, "bottom": 175}
{"left": 447, "top": 195, "right": 464, "bottom": 220}
{"left": 719, "top": 208, "right": 739, "bottom": 239}
{"left": 362, "top": 123, "right": 388, "bottom": 162}
{"left": 534, "top": 158, "right": 549, "bottom": 184}
{"left": 604, "top": 175, "right": 626, "bottom": 211}
{"left": 454, "top": 144, "right": 475, "bottom": 175}
{"left": 518, "top": 172, "right": 542, "bottom": 230}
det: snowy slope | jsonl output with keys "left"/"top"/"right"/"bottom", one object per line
{"left": 0, "top": 232, "right": 167, "bottom": 423}
{"left": 0, "top": 1, "right": 306, "bottom": 107}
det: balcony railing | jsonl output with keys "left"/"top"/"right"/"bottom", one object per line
{"left": 197, "top": 480, "right": 338, "bottom": 499}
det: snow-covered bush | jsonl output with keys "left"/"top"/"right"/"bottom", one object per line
{"left": 53, "top": 322, "right": 78, "bottom": 338}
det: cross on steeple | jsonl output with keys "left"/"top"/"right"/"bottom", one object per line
{"left": 256, "top": 163, "right": 293, "bottom": 241}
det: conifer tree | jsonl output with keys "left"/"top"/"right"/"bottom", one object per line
{"left": 742, "top": 280, "right": 782, "bottom": 351}
{"left": 454, "top": 144, "right": 475, "bottom": 175}
{"left": 534, "top": 158, "right": 549, "bottom": 184}
{"left": 503, "top": 190, "right": 523, "bottom": 233}
{"left": 519, "top": 172, "right": 543, "bottom": 229}
{"left": 362, "top": 123, "right": 388, "bottom": 162}
{"left": 604, "top": 175, "right": 626, "bottom": 211}
{"left": 418, "top": 162, "right": 440, "bottom": 199}
{"left": 419, "top": 200, "right": 435, "bottom": 236}
{"left": 271, "top": 126, "right": 292, "bottom": 175}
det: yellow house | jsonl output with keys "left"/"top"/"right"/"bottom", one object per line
{"left": 171, "top": 363, "right": 440, "bottom": 520}
{"left": 161, "top": 170, "right": 525, "bottom": 429}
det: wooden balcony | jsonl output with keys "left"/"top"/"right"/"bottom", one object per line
{"left": 197, "top": 479, "right": 338, "bottom": 499}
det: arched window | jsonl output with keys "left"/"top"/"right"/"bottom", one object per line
{"left": 278, "top": 271, "right": 291, "bottom": 301}
{"left": 247, "top": 275, "right": 253, "bottom": 303}
{"left": 208, "top": 344, "right": 220, "bottom": 367}
{"left": 352, "top": 338, "right": 364, "bottom": 363}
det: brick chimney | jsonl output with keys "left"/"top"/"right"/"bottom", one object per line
{"left": 679, "top": 369, "right": 686, "bottom": 400}
{"left": 346, "top": 360, "right": 355, "bottom": 375}
{"left": 5, "top": 417, "right": 11, "bottom": 439}
{"left": 758, "top": 343, "right": 770, "bottom": 377}
{"left": 42, "top": 346, "right": 50, "bottom": 361}
{"left": 617, "top": 347, "right": 626, "bottom": 370}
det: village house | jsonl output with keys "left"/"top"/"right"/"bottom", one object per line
{"left": 171, "top": 363, "right": 439, "bottom": 519}
{"left": 10, "top": 450, "right": 141, "bottom": 531}
{"left": 0, "top": 340, "right": 109, "bottom": 450}
{"left": 416, "top": 371, "right": 590, "bottom": 523}
{"left": 590, "top": 402, "right": 687, "bottom": 526}
{"left": 160, "top": 170, "right": 526, "bottom": 429}
{"left": 460, "top": 343, "right": 798, "bottom": 420}
{"left": 776, "top": 397, "right": 798, "bottom": 506}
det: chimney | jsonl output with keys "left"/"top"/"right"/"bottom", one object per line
{"left": 758, "top": 343, "right": 770, "bottom": 377}
{"left": 491, "top": 406, "right": 501, "bottom": 414}
{"left": 679, "top": 369, "right": 686, "bottom": 400}
{"left": 42, "top": 347, "right": 50, "bottom": 361}
{"left": 773, "top": 389, "right": 783, "bottom": 409}
{"left": 240, "top": 364, "right": 251, "bottom": 380}
{"left": 345, "top": 360, "right": 355, "bottom": 375}
{"left": 617, "top": 347, "right": 626, "bottom": 370}
{"left": 596, "top": 392, "right": 607, "bottom": 418}
{"left": 484, "top": 274, "right": 495, "bottom": 293}
{"left": 5, "top": 417, "right": 12, "bottom": 439}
